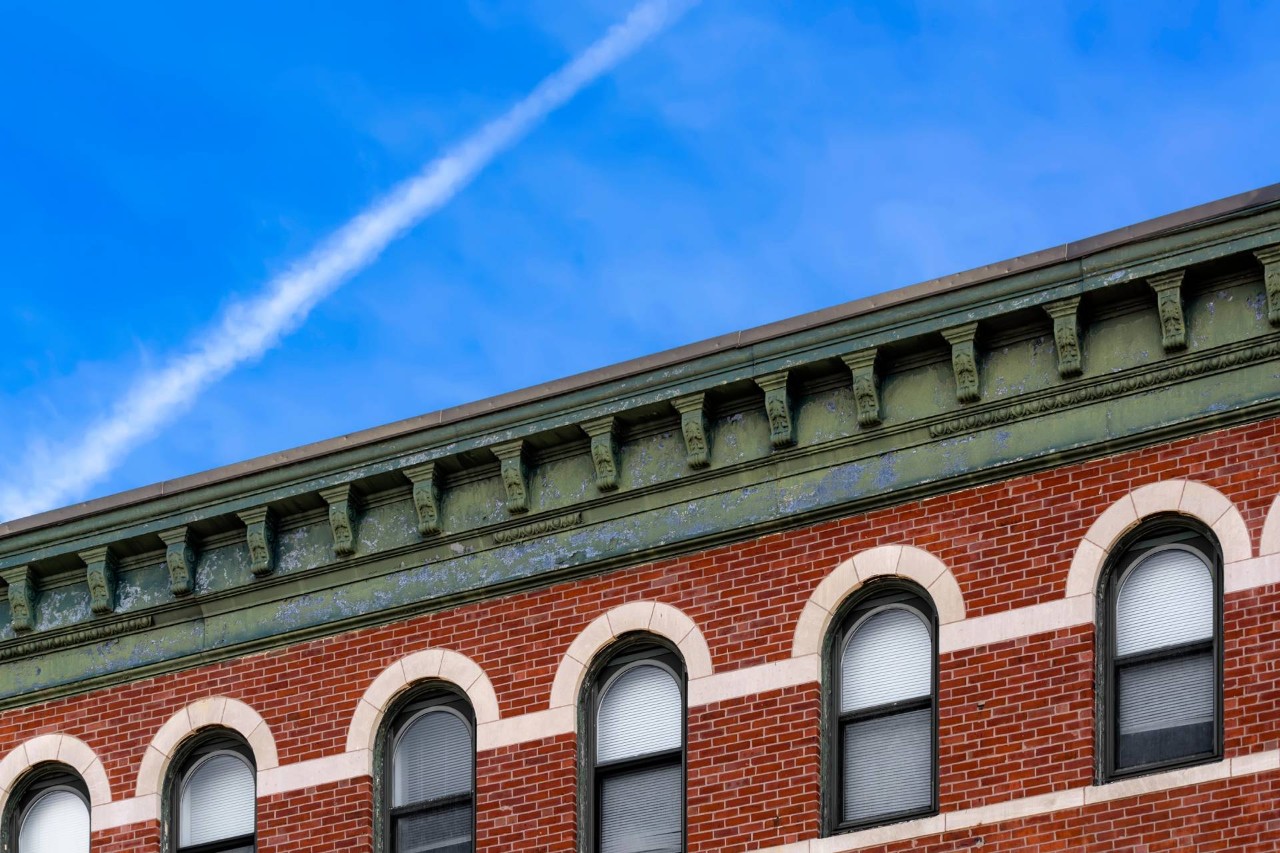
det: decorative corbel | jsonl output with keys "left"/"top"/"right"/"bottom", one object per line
{"left": 492, "top": 440, "right": 530, "bottom": 514}
{"left": 842, "top": 349, "right": 881, "bottom": 427}
{"left": 403, "top": 462, "right": 443, "bottom": 535}
{"left": 1044, "top": 297, "right": 1083, "bottom": 378}
{"left": 941, "top": 322, "right": 981, "bottom": 404}
{"left": 237, "top": 507, "right": 277, "bottom": 577}
{"left": 672, "top": 393, "right": 711, "bottom": 469}
{"left": 319, "top": 485, "right": 361, "bottom": 557}
{"left": 1252, "top": 246, "right": 1280, "bottom": 326}
{"left": 79, "top": 546, "right": 118, "bottom": 616}
{"left": 1148, "top": 270, "right": 1187, "bottom": 352}
{"left": 581, "top": 416, "right": 621, "bottom": 492}
{"left": 158, "top": 526, "right": 198, "bottom": 597}
{"left": 755, "top": 371, "right": 795, "bottom": 449}
{"left": 2, "top": 566, "right": 38, "bottom": 633}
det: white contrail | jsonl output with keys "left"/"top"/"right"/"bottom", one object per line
{"left": 0, "top": 0, "right": 696, "bottom": 523}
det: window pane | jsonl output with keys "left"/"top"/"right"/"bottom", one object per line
{"left": 180, "top": 753, "right": 255, "bottom": 847}
{"left": 394, "top": 709, "right": 473, "bottom": 808}
{"left": 841, "top": 608, "right": 931, "bottom": 713}
{"left": 395, "top": 801, "right": 473, "bottom": 853}
{"left": 1117, "top": 651, "right": 1215, "bottom": 768}
{"left": 18, "top": 789, "right": 90, "bottom": 853}
{"left": 1116, "top": 548, "right": 1213, "bottom": 657}
{"left": 597, "top": 664, "right": 682, "bottom": 764}
{"left": 842, "top": 707, "right": 932, "bottom": 824}
{"left": 600, "top": 763, "right": 682, "bottom": 853}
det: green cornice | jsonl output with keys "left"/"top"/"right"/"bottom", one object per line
{"left": 2, "top": 195, "right": 1280, "bottom": 707}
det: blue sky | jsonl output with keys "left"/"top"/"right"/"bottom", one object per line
{"left": 1, "top": 1, "right": 1278, "bottom": 517}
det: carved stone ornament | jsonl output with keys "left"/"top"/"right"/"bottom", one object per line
{"left": 1253, "top": 246, "right": 1280, "bottom": 327}
{"left": 672, "top": 393, "right": 711, "bottom": 469}
{"left": 492, "top": 440, "right": 530, "bottom": 514}
{"left": 1148, "top": 270, "right": 1187, "bottom": 352}
{"left": 1044, "top": 297, "right": 1083, "bottom": 378}
{"left": 158, "top": 526, "right": 198, "bottom": 597}
{"left": 755, "top": 371, "right": 795, "bottom": 449}
{"left": 941, "top": 322, "right": 981, "bottom": 404}
{"left": 841, "top": 349, "right": 881, "bottom": 427}
{"left": 79, "top": 545, "right": 118, "bottom": 616}
{"left": 402, "top": 462, "right": 443, "bottom": 535}
{"left": 581, "top": 416, "right": 621, "bottom": 492}
{"left": 237, "top": 507, "right": 277, "bottom": 577}
{"left": 2, "top": 566, "right": 37, "bottom": 633}
{"left": 319, "top": 485, "right": 360, "bottom": 557}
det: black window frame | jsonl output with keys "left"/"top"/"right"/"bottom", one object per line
{"left": 579, "top": 634, "right": 687, "bottom": 853}
{"left": 377, "top": 683, "right": 476, "bottom": 853}
{"left": 2, "top": 762, "right": 91, "bottom": 853}
{"left": 823, "top": 579, "right": 939, "bottom": 836}
{"left": 166, "top": 731, "right": 257, "bottom": 853}
{"left": 1096, "top": 516, "right": 1224, "bottom": 782}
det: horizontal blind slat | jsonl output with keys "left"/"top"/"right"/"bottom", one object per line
{"left": 842, "top": 707, "right": 932, "bottom": 824}
{"left": 597, "top": 664, "right": 682, "bottom": 764}
{"left": 18, "top": 789, "right": 90, "bottom": 853}
{"left": 841, "top": 608, "right": 931, "bottom": 713}
{"left": 394, "top": 709, "right": 473, "bottom": 807}
{"left": 180, "top": 753, "right": 256, "bottom": 847}
{"left": 1116, "top": 548, "right": 1213, "bottom": 657}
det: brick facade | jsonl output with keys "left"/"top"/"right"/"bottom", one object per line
{"left": 5, "top": 414, "right": 1279, "bottom": 851}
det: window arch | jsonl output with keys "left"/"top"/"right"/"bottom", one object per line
{"left": 584, "top": 637, "right": 685, "bottom": 853}
{"left": 5, "top": 764, "right": 90, "bottom": 853}
{"left": 1100, "top": 518, "right": 1222, "bottom": 779}
{"left": 378, "top": 685, "right": 475, "bottom": 853}
{"left": 825, "top": 581, "right": 937, "bottom": 833}
{"left": 168, "top": 731, "right": 256, "bottom": 853}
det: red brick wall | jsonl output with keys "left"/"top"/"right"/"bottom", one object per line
{"left": 3, "top": 416, "right": 1280, "bottom": 851}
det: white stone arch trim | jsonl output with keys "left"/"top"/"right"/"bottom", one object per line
{"left": 1260, "top": 493, "right": 1280, "bottom": 556}
{"left": 0, "top": 734, "right": 112, "bottom": 811}
{"left": 344, "top": 648, "right": 500, "bottom": 761}
{"left": 1064, "top": 479, "right": 1252, "bottom": 598}
{"left": 791, "top": 545, "right": 965, "bottom": 660}
{"left": 134, "top": 697, "right": 278, "bottom": 802}
{"left": 548, "top": 601, "right": 713, "bottom": 711}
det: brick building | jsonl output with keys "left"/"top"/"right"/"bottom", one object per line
{"left": 3, "top": 184, "right": 1280, "bottom": 852}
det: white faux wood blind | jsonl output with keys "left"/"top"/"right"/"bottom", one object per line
{"left": 395, "top": 801, "right": 473, "bottom": 853}
{"left": 841, "top": 607, "right": 931, "bottom": 713}
{"left": 179, "top": 753, "right": 256, "bottom": 847}
{"left": 842, "top": 707, "right": 932, "bottom": 823}
{"left": 1118, "top": 653, "right": 1215, "bottom": 734}
{"left": 600, "top": 764, "right": 682, "bottom": 853}
{"left": 18, "top": 789, "right": 89, "bottom": 853}
{"left": 597, "top": 664, "right": 682, "bottom": 764}
{"left": 393, "top": 709, "right": 473, "bottom": 807}
{"left": 1116, "top": 548, "right": 1213, "bottom": 657}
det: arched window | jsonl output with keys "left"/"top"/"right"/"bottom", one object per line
{"left": 1102, "top": 521, "right": 1221, "bottom": 778}
{"left": 170, "top": 733, "right": 256, "bottom": 853}
{"left": 7, "top": 765, "right": 90, "bottom": 853}
{"left": 827, "top": 583, "right": 936, "bottom": 832}
{"left": 383, "top": 688, "right": 475, "bottom": 853}
{"left": 586, "top": 640, "right": 685, "bottom": 853}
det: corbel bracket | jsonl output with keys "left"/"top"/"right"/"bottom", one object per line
{"left": 492, "top": 440, "right": 530, "bottom": 514}
{"left": 1253, "top": 245, "right": 1280, "bottom": 327}
{"left": 403, "top": 462, "right": 444, "bottom": 535}
{"left": 941, "top": 322, "right": 981, "bottom": 404}
{"left": 237, "top": 507, "right": 277, "bottom": 577}
{"left": 79, "top": 545, "right": 118, "bottom": 616}
{"left": 581, "top": 416, "right": 621, "bottom": 492}
{"left": 755, "top": 371, "right": 795, "bottom": 449}
{"left": 1044, "top": 296, "right": 1083, "bottom": 378}
{"left": 158, "top": 526, "right": 199, "bottom": 597}
{"left": 1149, "top": 270, "right": 1187, "bottom": 352}
{"left": 319, "top": 485, "right": 361, "bottom": 557}
{"left": 2, "top": 566, "right": 38, "bottom": 633}
{"left": 842, "top": 349, "right": 881, "bottom": 427}
{"left": 672, "top": 393, "right": 711, "bottom": 469}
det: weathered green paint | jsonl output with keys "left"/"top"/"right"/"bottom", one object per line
{"left": 1, "top": 212, "right": 1280, "bottom": 708}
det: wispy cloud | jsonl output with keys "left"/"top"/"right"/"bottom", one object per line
{"left": 0, "top": 0, "right": 697, "bottom": 523}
